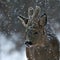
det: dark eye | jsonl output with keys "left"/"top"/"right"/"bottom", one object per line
{"left": 34, "top": 32, "right": 38, "bottom": 34}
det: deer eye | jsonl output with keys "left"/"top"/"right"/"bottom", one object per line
{"left": 34, "top": 32, "right": 38, "bottom": 34}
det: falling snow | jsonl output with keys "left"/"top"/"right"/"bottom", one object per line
{"left": 0, "top": 0, "right": 60, "bottom": 60}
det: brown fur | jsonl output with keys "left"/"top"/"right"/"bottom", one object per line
{"left": 18, "top": 6, "right": 59, "bottom": 60}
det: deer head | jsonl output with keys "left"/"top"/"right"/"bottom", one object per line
{"left": 18, "top": 6, "right": 47, "bottom": 47}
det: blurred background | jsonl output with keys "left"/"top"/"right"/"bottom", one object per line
{"left": 0, "top": 0, "right": 60, "bottom": 60}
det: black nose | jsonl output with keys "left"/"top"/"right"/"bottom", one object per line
{"left": 25, "top": 41, "right": 32, "bottom": 46}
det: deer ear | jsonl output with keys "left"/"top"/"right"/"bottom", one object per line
{"left": 18, "top": 15, "right": 29, "bottom": 27}
{"left": 39, "top": 13, "right": 47, "bottom": 26}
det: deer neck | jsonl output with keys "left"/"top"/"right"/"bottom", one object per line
{"left": 38, "top": 28, "right": 48, "bottom": 47}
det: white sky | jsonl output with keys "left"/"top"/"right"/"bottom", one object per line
{"left": 0, "top": 33, "right": 27, "bottom": 60}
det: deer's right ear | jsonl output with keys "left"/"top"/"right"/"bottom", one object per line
{"left": 39, "top": 13, "right": 47, "bottom": 26}
{"left": 18, "top": 15, "right": 29, "bottom": 27}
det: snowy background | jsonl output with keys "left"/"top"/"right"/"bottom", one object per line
{"left": 0, "top": 0, "right": 60, "bottom": 60}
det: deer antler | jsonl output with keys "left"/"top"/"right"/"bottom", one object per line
{"left": 32, "top": 6, "right": 41, "bottom": 19}
{"left": 18, "top": 6, "right": 41, "bottom": 27}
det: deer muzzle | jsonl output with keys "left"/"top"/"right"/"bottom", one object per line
{"left": 25, "top": 40, "right": 33, "bottom": 47}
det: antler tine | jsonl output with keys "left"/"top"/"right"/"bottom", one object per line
{"left": 28, "top": 7, "right": 34, "bottom": 19}
{"left": 32, "top": 6, "right": 41, "bottom": 19}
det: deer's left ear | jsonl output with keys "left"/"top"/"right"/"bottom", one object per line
{"left": 39, "top": 13, "right": 47, "bottom": 26}
{"left": 18, "top": 15, "right": 29, "bottom": 27}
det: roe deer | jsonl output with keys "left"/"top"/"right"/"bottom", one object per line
{"left": 18, "top": 6, "right": 59, "bottom": 60}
